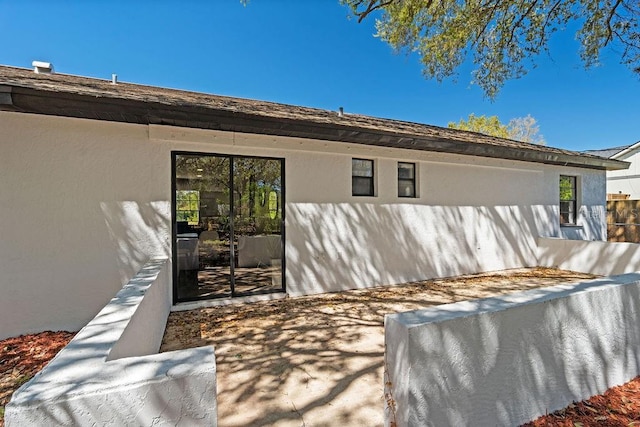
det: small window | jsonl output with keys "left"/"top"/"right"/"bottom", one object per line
{"left": 398, "top": 162, "right": 416, "bottom": 198}
{"left": 559, "top": 175, "right": 577, "bottom": 225}
{"left": 352, "top": 158, "right": 374, "bottom": 196}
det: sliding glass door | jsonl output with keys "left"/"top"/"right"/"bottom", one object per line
{"left": 173, "top": 153, "right": 284, "bottom": 302}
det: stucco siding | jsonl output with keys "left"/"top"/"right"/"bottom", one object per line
{"left": 384, "top": 273, "right": 640, "bottom": 426}
{"left": 0, "top": 113, "right": 608, "bottom": 338}
{"left": 0, "top": 112, "right": 170, "bottom": 339}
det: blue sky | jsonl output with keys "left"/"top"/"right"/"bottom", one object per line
{"left": 1, "top": 0, "right": 638, "bottom": 151}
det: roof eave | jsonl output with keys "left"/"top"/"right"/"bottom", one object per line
{"left": 0, "top": 83, "right": 629, "bottom": 171}
{"left": 611, "top": 141, "right": 640, "bottom": 160}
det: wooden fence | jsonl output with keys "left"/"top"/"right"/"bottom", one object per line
{"left": 607, "top": 200, "right": 640, "bottom": 243}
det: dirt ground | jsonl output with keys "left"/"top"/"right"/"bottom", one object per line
{"left": 160, "top": 268, "right": 598, "bottom": 427}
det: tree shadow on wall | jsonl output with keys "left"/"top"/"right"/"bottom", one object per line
{"left": 392, "top": 275, "right": 640, "bottom": 425}
{"left": 285, "top": 202, "right": 556, "bottom": 296}
{"left": 100, "top": 200, "right": 170, "bottom": 284}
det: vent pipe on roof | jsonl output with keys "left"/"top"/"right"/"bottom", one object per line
{"left": 32, "top": 61, "right": 54, "bottom": 74}
{"left": 338, "top": 106, "right": 344, "bottom": 117}
{"left": 111, "top": 74, "right": 118, "bottom": 84}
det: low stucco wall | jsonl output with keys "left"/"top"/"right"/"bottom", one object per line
{"left": 5, "top": 258, "right": 217, "bottom": 427}
{"left": 107, "top": 258, "right": 172, "bottom": 360}
{"left": 384, "top": 274, "right": 640, "bottom": 426}
{"left": 538, "top": 236, "right": 640, "bottom": 276}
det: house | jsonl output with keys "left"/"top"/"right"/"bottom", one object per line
{"left": 584, "top": 142, "right": 640, "bottom": 199}
{"left": 0, "top": 64, "right": 628, "bottom": 340}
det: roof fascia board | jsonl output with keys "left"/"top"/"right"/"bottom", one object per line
{"left": 5, "top": 84, "right": 630, "bottom": 171}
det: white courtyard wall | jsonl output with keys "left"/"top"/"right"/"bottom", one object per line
{"left": 5, "top": 259, "right": 217, "bottom": 427}
{"left": 384, "top": 273, "right": 640, "bottom": 426}
{"left": 538, "top": 237, "right": 640, "bottom": 276}
{"left": 0, "top": 112, "right": 607, "bottom": 337}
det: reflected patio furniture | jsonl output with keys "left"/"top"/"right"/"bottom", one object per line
{"left": 237, "top": 234, "right": 282, "bottom": 268}
{"left": 177, "top": 233, "right": 199, "bottom": 271}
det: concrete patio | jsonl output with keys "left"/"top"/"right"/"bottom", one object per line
{"left": 160, "top": 268, "right": 595, "bottom": 427}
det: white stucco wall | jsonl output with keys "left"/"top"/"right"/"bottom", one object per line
{"left": 284, "top": 157, "right": 604, "bottom": 295}
{"left": 0, "top": 112, "right": 608, "bottom": 338}
{"left": 538, "top": 236, "right": 640, "bottom": 276}
{"left": 149, "top": 125, "right": 606, "bottom": 297}
{"left": 607, "top": 149, "right": 640, "bottom": 198}
{"left": 0, "top": 112, "right": 170, "bottom": 339}
{"left": 384, "top": 273, "right": 640, "bottom": 426}
{"left": 5, "top": 258, "right": 217, "bottom": 427}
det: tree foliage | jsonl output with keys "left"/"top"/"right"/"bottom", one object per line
{"left": 448, "top": 113, "right": 510, "bottom": 138}
{"left": 507, "top": 114, "right": 545, "bottom": 145}
{"left": 448, "top": 113, "right": 545, "bottom": 144}
{"left": 342, "top": 0, "right": 640, "bottom": 99}
{"left": 559, "top": 175, "right": 575, "bottom": 200}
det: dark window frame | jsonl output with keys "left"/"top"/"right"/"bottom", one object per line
{"left": 398, "top": 162, "right": 416, "bottom": 198}
{"left": 560, "top": 175, "right": 577, "bottom": 225}
{"left": 352, "top": 158, "right": 375, "bottom": 197}
{"left": 171, "top": 151, "right": 286, "bottom": 304}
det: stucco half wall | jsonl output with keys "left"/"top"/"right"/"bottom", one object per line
{"left": 0, "top": 112, "right": 607, "bottom": 338}
{"left": 5, "top": 258, "right": 217, "bottom": 427}
{"left": 538, "top": 236, "right": 640, "bottom": 275}
{"left": 384, "top": 273, "right": 640, "bottom": 426}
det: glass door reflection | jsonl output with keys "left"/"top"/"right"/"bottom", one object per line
{"left": 174, "top": 153, "right": 284, "bottom": 302}
{"left": 231, "top": 157, "right": 283, "bottom": 296}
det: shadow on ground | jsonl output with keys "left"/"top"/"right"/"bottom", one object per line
{"left": 160, "top": 268, "right": 595, "bottom": 427}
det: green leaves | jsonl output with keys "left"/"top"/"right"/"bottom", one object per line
{"left": 448, "top": 113, "right": 545, "bottom": 144}
{"left": 343, "top": 0, "right": 640, "bottom": 99}
{"left": 448, "top": 113, "right": 511, "bottom": 138}
{"left": 560, "top": 175, "right": 576, "bottom": 201}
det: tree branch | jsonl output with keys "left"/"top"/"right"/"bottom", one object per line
{"left": 356, "top": 0, "right": 397, "bottom": 23}
{"left": 605, "top": 0, "right": 623, "bottom": 44}
{"left": 472, "top": 0, "right": 502, "bottom": 47}
{"left": 536, "top": 0, "right": 563, "bottom": 50}
{"left": 506, "top": 0, "right": 540, "bottom": 47}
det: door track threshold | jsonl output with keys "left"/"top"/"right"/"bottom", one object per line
{"left": 172, "top": 292, "right": 288, "bottom": 312}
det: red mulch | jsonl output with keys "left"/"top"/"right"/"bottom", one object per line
{"left": 523, "top": 376, "right": 640, "bottom": 426}
{"left": 0, "top": 331, "right": 639, "bottom": 426}
{"left": 0, "top": 331, "right": 75, "bottom": 426}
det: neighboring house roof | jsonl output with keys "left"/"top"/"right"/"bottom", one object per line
{"left": 609, "top": 141, "right": 640, "bottom": 160}
{"left": 582, "top": 145, "right": 633, "bottom": 159}
{"left": 0, "top": 64, "right": 628, "bottom": 171}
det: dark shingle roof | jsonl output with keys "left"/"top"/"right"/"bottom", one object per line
{"left": 582, "top": 145, "right": 632, "bottom": 159}
{"left": 0, "top": 64, "right": 628, "bottom": 171}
